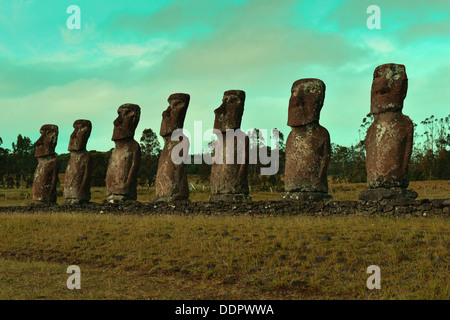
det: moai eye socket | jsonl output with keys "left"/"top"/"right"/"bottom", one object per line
{"left": 377, "top": 87, "right": 389, "bottom": 95}
{"left": 172, "top": 100, "right": 183, "bottom": 108}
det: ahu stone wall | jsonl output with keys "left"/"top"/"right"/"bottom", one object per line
{"left": 1, "top": 198, "right": 448, "bottom": 217}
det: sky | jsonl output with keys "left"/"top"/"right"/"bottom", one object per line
{"left": 0, "top": 0, "right": 449, "bottom": 154}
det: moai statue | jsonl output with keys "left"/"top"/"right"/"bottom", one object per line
{"left": 32, "top": 124, "right": 59, "bottom": 204}
{"left": 153, "top": 93, "right": 190, "bottom": 202}
{"left": 210, "top": 90, "right": 250, "bottom": 202}
{"left": 64, "top": 120, "right": 93, "bottom": 204}
{"left": 282, "top": 78, "right": 332, "bottom": 202}
{"left": 359, "top": 63, "right": 418, "bottom": 201}
{"left": 105, "top": 104, "right": 141, "bottom": 202}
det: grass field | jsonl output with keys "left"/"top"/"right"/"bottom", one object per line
{"left": 0, "top": 180, "right": 448, "bottom": 300}
{"left": 0, "top": 214, "right": 449, "bottom": 300}
{"left": 0, "top": 179, "right": 449, "bottom": 206}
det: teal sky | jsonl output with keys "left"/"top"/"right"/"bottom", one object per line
{"left": 0, "top": 0, "right": 449, "bottom": 154}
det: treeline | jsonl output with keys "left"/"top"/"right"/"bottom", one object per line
{"left": 328, "top": 114, "right": 450, "bottom": 183}
{"left": 0, "top": 115, "right": 448, "bottom": 189}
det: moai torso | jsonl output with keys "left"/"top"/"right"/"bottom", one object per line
{"left": 366, "top": 112, "right": 413, "bottom": 188}
{"left": 105, "top": 104, "right": 141, "bottom": 201}
{"left": 155, "top": 136, "right": 189, "bottom": 200}
{"left": 64, "top": 152, "right": 92, "bottom": 201}
{"left": 284, "top": 79, "right": 330, "bottom": 194}
{"left": 210, "top": 90, "right": 249, "bottom": 196}
{"left": 33, "top": 157, "right": 59, "bottom": 202}
{"left": 210, "top": 130, "right": 249, "bottom": 195}
{"left": 365, "top": 63, "right": 413, "bottom": 189}
{"left": 285, "top": 124, "right": 330, "bottom": 193}
{"left": 155, "top": 93, "right": 190, "bottom": 201}
{"left": 106, "top": 139, "right": 141, "bottom": 199}
{"left": 64, "top": 120, "right": 93, "bottom": 203}
{"left": 32, "top": 124, "right": 59, "bottom": 203}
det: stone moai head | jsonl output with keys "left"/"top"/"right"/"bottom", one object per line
{"left": 214, "top": 90, "right": 246, "bottom": 132}
{"left": 112, "top": 103, "right": 141, "bottom": 141}
{"left": 371, "top": 63, "right": 408, "bottom": 115}
{"left": 68, "top": 120, "right": 92, "bottom": 152}
{"left": 160, "top": 93, "right": 190, "bottom": 137}
{"left": 35, "top": 124, "right": 58, "bottom": 158}
{"left": 288, "top": 78, "right": 325, "bottom": 127}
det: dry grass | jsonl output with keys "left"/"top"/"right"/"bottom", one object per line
{"left": 0, "top": 213, "right": 448, "bottom": 299}
{"left": 0, "top": 179, "right": 448, "bottom": 206}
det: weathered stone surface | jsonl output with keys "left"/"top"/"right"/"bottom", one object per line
{"left": 154, "top": 93, "right": 190, "bottom": 202}
{"left": 288, "top": 78, "right": 325, "bottom": 127}
{"left": 3, "top": 198, "right": 447, "bottom": 216}
{"left": 366, "top": 112, "right": 414, "bottom": 188}
{"left": 154, "top": 136, "right": 190, "bottom": 202}
{"left": 209, "top": 193, "right": 252, "bottom": 202}
{"left": 213, "top": 90, "right": 245, "bottom": 132}
{"left": 210, "top": 130, "right": 250, "bottom": 197}
{"left": 371, "top": 63, "right": 408, "bottom": 115}
{"left": 210, "top": 91, "right": 249, "bottom": 202}
{"left": 281, "top": 192, "right": 332, "bottom": 202}
{"left": 32, "top": 124, "right": 59, "bottom": 203}
{"left": 359, "top": 188, "right": 418, "bottom": 201}
{"left": 160, "top": 93, "right": 190, "bottom": 137}
{"left": 64, "top": 120, "right": 92, "bottom": 204}
{"left": 106, "top": 104, "right": 141, "bottom": 202}
{"left": 362, "top": 63, "right": 416, "bottom": 200}
{"left": 284, "top": 79, "right": 331, "bottom": 200}
{"left": 284, "top": 125, "right": 330, "bottom": 193}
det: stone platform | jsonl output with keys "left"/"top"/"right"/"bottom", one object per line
{"left": 209, "top": 194, "right": 252, "bottom": 202}
{"left": 281, "top": 192, "right": 332, "bottom": 202}
{"left": 1, "top": 198, "right": 448, "bottom": 217}
{"left": 359, "top": 188, "right": 418, "bottom": 201}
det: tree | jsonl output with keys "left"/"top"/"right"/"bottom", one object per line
{"left": 357, "top": 113, "right": 373, "bottom": 148}
{"left": 247, "top": 128, "right": 266, "bottom": 179}
{"left": 435, "top": 115, "right": 450, "bottom": 152}
{"left": 11, "top": 134, "right": 36, "bottom": 188}
{"left": 90, "top": 150, "right": 111, "bottom": 187}
{"left": 410, "top": 114, "right": 450, "bottom": 181}
{"left": 0, "top": 137, "right": 9, "bottom": 186}
{"left": 275, "top": 129, "right": 285, "bottom": 175}
{"left": 138, "top": 129, "right": 161, "bottom": 188}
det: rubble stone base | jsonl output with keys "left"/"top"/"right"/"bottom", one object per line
{"left": 359, "top": 188, "right": 418, "bottom": 201}
{"left": 281, "top": 192, "right": 332, "bottom": 202}
{"left": 209, "top": 194, "right": 252, "bottom": 202}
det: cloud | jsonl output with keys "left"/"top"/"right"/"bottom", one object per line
{"left": 0, "top": 79, "right": 148, "bottom": 153}
{"left": 1, "top": 0, "right": 449, "bottom": 154}
{"left": 365, "top": 37, "right": 395, "bottom": 53}
{"left": 107, "top": 0, "right": 244, "bottom": 38}
{"left": 59, "top": 22, "right": 97, "bottom": 45}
